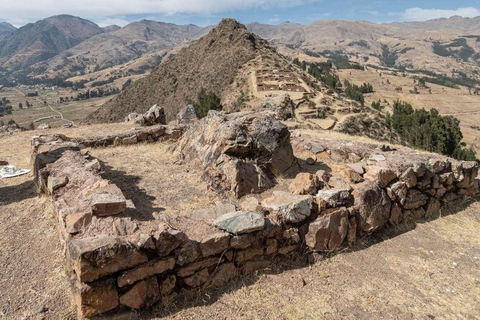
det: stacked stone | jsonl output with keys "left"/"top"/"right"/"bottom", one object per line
{"left": 31, "top": 130, "right": 480, "bottom": 319}
{"left": 301, "top": 153, "right": 480, "bottom": 252}
{"left": 76, "top": 124, "right": 184, "bottom": 148}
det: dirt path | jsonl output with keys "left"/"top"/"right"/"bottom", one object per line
{"left": 34, "top": 98, "right": 75, "bottom": 126}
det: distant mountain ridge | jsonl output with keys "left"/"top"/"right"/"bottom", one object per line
{"left": 86, "top": 18, "right": 276, "bottom": 123}
{"left": 0, "top": 15, "right": 104, "bottom": 70}
{"left": 1, "top": 14, "right": 480, "bottom": 82}
{"left": 28, "top": 19, "right": 212, "bottom": 78}
{"left": 0, "top": 22, "right": 16, "bottom": 41}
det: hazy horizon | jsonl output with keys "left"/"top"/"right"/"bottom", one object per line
{"left": 0, "top": 0, "right": 479, "bottom": 28}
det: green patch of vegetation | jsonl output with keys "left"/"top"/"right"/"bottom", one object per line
{"left": 91, "top": 77, "right": 116, "bottom": 87}
{"left": 0, "top": 97, "right": 13, "bottom": 116}
{"left": 307, "top": 62, "right": 341, "bottom": 89}
{"left": 381, "top": 44, "right": 398, "bottom": 67}
{"left": 343, "top": 80, "right": 365, "bottom": 105}
{"left": 348, "top": 40, "right": 370, "bottom": 49}
{"left": 391, "top": 100, "right": 476, "bottom": 160}
{"left": 190, "top": 88, "right": 222, "bottom": 118}
{"left": 371, "top": 100, "right": 383, "bottom": 111}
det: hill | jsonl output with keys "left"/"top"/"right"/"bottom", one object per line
{"left": 28, "top": 20, "right": 211, "bottom": 79}
{"left": 245, "top": 17, "right": 480, "bottom": 78}
{"left": 86, "top": 19, "right": 275, "bottom": 122}
{"left": 0, "top": 15, "right": 104, "bottom": 71}
{"left": 102, "top": 25, "right": 121, "bottom": 33}
{"left": 0, "top": 22, "right": 16, "bottom": 41}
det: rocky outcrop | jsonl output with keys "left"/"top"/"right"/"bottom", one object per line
{"left": 174, "top": 111, "right": 298, "bottom": 197}
{"left": 126, "top": 105, "right": 167, "bottom": 126}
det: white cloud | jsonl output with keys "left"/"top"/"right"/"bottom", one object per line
{"left": 0, "top": 0, "right": 318, "bottom": 26}
{"left": 401, "top": 7, "right": 480, "bottom": 21}
{"left": 96, "top": 17, "right": 130, "bottom": 27}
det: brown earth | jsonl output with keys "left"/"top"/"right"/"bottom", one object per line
{"left": 85, "top": 19, "right": 276, "bottom": 123}
{"left": 1, "top": 125, "right": 480, "bottom": 319}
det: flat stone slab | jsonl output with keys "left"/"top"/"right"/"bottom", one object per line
{"left": 261, "top": 191, "right": 313, "bottom": 223}
{"left": 212, "top": 211, "right": 265, "bottom": 235}
{"left": 91, "top": 192, "right": 127, "bottom": 216}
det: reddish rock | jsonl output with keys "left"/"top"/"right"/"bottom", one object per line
{"left": 265, "top": 239, "right": 278, "bottom": 255}
{"left": 69, "top": 236, "right": 148, "bottom": 283}
{"left": 175, "top": 241, "right": 201, "bottom": 266}
{"left": 207, "top": 263, "right": 238, "bottom": 287}
{"left": 65, "top": 211, "right": 92, "bottom": 234}
{"left": 364, "top": 166, "right": 397, "bottom": 188}
{"left": 119, "top": 277, "right": 160, "bottom": 309}
{"left": 242, "top": 260, "right": 271, "bottom": 274}
{"left": 74, "top": 279, "right": 118, "bottom": 318}
{"left": 288, "top": 172, "right": 321, "bottom": 195}
{"left": 160, "top": 275, "right": 177, "bottom": 296}
{"left": 404, "top": 189, "right": 428, "bottom": 210}
{"left": 262, "top": 191, "right": 314, "bottom": 223}
{"left": 352, "top": 181, "right": 391, "bottom": 232}
{"left": 177, "top": 257, "right": 222, "bottom": 277}
{"left": 91, "top": 188, "right": 127, "bottom": 217}
{"left": 199, "top": 232, "right": 231, "bottom": 257}
{"left": 389, "top": 204, "right": 402, "bottom": 225}
{"left": 305, "top": 207, "right": 348, "bottom": 251}
{"left": 230, "top": 234, "right": 255, "bottom": 249}
{"left": 347, "top": 216, "right": 357, "bottom": 246}
{"left": 183, "top": 268, "right": 209, "bottom": 287}
{"left": 117, "top": 257, "right": 175, "bottom": 288}
{"left": 400, "top": 167, "right": 417, "bottom": 188}
{"left": 154, "top": 224, "right": 187, "bottom": 257}
{"left": 425, "top": 198, "right": 441, "bottom": 217}
{"left": 235, "top": 248, "right": 264, "bottom": 264}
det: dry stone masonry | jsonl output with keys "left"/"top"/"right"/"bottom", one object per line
{"left": 31, "top": 110, "right": 480, "bottom": 319}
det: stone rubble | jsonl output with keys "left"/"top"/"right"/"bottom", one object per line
{"left": 32, "top": 111, "right": 480, "bottom": 319}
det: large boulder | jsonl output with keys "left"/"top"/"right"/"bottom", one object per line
{"left": 352, "top": 181, "right": 391, "bottom": 233}
{"left": 174, "top": 111, "right": 298, "bottom": 197}
{"left": 176, "top": 105, "right": 199, "bottom": 123}
{"left": 127, "top": 105, "right": 167, "bottom": 126}
{"left": 305, "top": 207, "right": 349, "bottom": 251}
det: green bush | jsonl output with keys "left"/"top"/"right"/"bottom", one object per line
{"left": 192, "top": 88, "right": 222, "bottom": 118}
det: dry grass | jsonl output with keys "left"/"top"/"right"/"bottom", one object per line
{"left": 1, "top": 124, "right": 480, "bottom": 319}
{"left": 88, "top": 142, "right": 226, "bottom": 217}
{"left": 337, "top": 68, "right": 480, "bottom": 153}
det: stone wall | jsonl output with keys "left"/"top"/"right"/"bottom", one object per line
{"left": 32, "top": 124, "right": 480, "bottom": 319}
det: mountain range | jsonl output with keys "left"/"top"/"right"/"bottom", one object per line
{"left": 86, "top": 18, "right": 275, "bottom": 123}
{"left": 1, "top": 15, "right": 480, "bottom": 82}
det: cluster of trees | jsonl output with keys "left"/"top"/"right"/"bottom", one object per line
{"left": 371, "top": 100, "right": 383, "bottom": 111}
{"left": 91, "top": 77, "right": 116, "bottom": 87}
{"left": 0, "top": 97, "right": 13, "bottom": 116}
{"left": 307, "top": 62, "right": 341, "bottom": 90}
{"left": 71, "top": 87, "right": 120, "bottom": 101}
{"left": 343, "top": 80, "right": 374, "bottom": 105}
{"left": 18, "top": 101, "right": 33, "bottom": 109}
{"left": 190, "top": 88, "right": 222, "bottom": 118}
{"left": 390, "top": 100, "right": 476, "bottom": 160}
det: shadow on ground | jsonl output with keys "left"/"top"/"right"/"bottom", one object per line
{"left": 0, "top": 180, "right": 36, "bottom": 206}
{"left": 99, "top": 162, "right": 165, "bottom": 221}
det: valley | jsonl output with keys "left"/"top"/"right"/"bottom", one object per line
{"left": 0, "top": 12, "right": 479, "bottom": 320}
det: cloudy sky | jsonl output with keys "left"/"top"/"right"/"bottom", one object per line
{"left": 0, "top": 0, "right": 479, "bottom": 27}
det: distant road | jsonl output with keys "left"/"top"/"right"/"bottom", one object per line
{"left": 13, "top": 86, "right": 75, "bottom": 126}
{"left": 35, "top": 98, "right": 75, "bottom": 126}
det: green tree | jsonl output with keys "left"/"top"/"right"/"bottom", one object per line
{"left": 192, "top": 88, "right": 222, "bottom": 118}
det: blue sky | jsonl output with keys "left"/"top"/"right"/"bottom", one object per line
{"left": 0, "top": 0, "right": 479, "bottom": 27}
